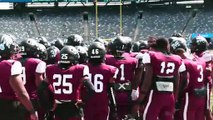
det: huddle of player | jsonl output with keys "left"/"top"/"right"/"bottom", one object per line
{"left": 0, "top": 33, "right": 212, "bottom": 120}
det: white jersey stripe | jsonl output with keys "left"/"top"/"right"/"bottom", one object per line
{"left": 143, "top": 90, "right": 154, "bottom": 120}
{"left": 183, "top": 92, "right": 189, "bottom": 120}
{"left": 207, "top": 83, "right": 210, "bottom": 110}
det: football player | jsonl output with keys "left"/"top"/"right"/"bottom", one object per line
{"left": 84, "top": 42, "right": 118, "bottom": 120}
{"left": 136, "top": 37, "right": 185, "bottom": 120}
{"left": 0, "top": 34, "right": 37, "bottom": 120}
{"left": 190, "top": 36, "right": 213, "bottom": 120}
{"left": 45, "top": 45, "right": 95, "bottom": 120}
{"left": 19, "top": 39, "right": 47, "bottom": 120}
{"left": 105, "top": 36, "right": 142, "bottom": 119}
{"left": 171, "top": 38, "right": 207, "bottom": 120}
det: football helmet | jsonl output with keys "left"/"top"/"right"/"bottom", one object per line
{"left": 132, "top": 41, "right": 148, "bottom": 52}
{"left": 88, "top": 42, "right": 106, "bottom": 65}
{"left": 88, "top": 42, "right": 106, "bottom": 59}
{"left": 124, "top": 36, "right": 132, "bottom": 52}
{"left": 38, "top": 36, "right": 50, "bottom": 48}
{"left": 111, "top": 36, "right": 127, "bottom": 53}
{"left": 0, "top": 34, "right": 18, "bottom": 59}
{"left": 172, "top": 33, "right": 183, "bottom": 37}
{"left": 59, "top": 45, "right": 79, "bottom": 69}
{"left": 36, "top": 43, "right": 47, "bottom": 60}
{"left": 52, "top": 38, "right": 64, "bottom": 50}
{"left": 170, "top": 38, "right": 187, "bottom": 53}
{"left": 46, "top": 46, "right": 60, "bottom": 64}
{"left": 94, "top": 38, "right": 108, "bottom": 46}
{"left": 19, "top": 38, "right": 38, "bottom": 58}
{"left": 65, "top": 34, "right": 83, "bottom": 46}
{"left": 190, "top": 35, "right": 208, "bottom": 53}
{"left": 75, "top": 46, "right": 88, "bottom": 64}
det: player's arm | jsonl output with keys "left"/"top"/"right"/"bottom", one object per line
{"left": 81, "top": 66, "right": 95, "bottom": 101}
{"left": 35, "top": 61, "right": 46, "bottom": 87}
{"left": 137, "top": 63, "right": 153, "bottom": 103}
{"left": 132, "top": 52, "right": 144, "bottom": 89}
{"left": 82, "top": 77, "right": 95, "bottom": 98}
{"left": 9, "top": 61, "right": 37, "bottom": 119}
{"left": 174, "top": 70, "right": 180, "bottom": 102}
{"left": 107, "top": 67, "right": 119, "bottom": 115}
{"left": 177, "top": 71, "right": 187, "bottom": 103}
{"left": 108, "top": 76, "right": 117, "bottom": 109}
{"left": 136, "top": 52, "right": 153, "bottom": 104}
{"left": 131, "top": 58, "right": 143, "bottom": 101}
{"left": 175, "top": 62, "right": 186, "bottom": 102}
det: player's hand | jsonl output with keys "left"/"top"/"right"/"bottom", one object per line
{"left": 131, "top": 89, "right": 139, "bottom": 101}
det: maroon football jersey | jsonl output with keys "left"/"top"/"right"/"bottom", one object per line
{"left": 46, "top": 64, "right": 88, "bottom": 101}
{"left": 143, "top": 51, "right": 183, "bottom": 77}
{"left": 20, "top": 58, "right": 46, "bottom": 100}
{"left": 143, "top": 51, "right": 184, "bottom": 93}
{"left": 183, "top": 57, "right": 207, "bottom": 93}
{"left": 105, "top": 56, "right": 138, "bottom": 84}
{"left": 105, "top": 56, "right": 138, "bottom": 105}
{"left": 86, "top": 63, "right": 117, "bottom": 105}
{"left": 0, "top": 60, "right": 21, "bottom": 100}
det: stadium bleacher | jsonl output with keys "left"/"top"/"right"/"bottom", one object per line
{"left": 0, "top": 6, "right": 212, "bottom": 42}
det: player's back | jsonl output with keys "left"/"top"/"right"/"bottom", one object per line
{"left": 148, "top": 51, "right": 182, "bottom": 77}
{"left": 20, "top": 58, "right": 44, "bottom": 99}
{"left": 183, "top": 57, "right": 206, "bottom": 93}
{"left": 0, "top": 60, "right": 18, "bottom": 100}
{"left": 46, "top": 64, "right": 86, "bottom": 101}
{"left": 105, "top": 56, "right": 137, "bottom": 84}
{"left": 87, "top": 63, "right": 117, "bottom": 105}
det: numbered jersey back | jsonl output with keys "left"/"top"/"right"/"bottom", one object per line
{"left": 105, "top": 56, "right": 138, "bottom": 83}
{"left": 46, "top": 64, "right": 86, "bottom": 101}
{"left": 183, "top": 57, "right": 207, "bottom": 91}
{"left": 87, "top": 63, "right": 117, "bottom": 105}
{"left": 148, "top": 51, "right": 182, "bottom": 76}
